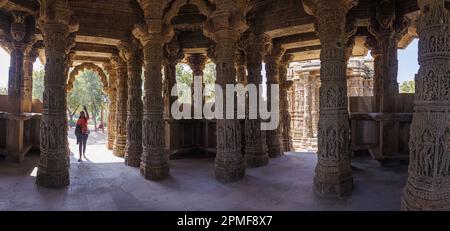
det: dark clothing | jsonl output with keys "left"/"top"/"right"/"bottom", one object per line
{"left": 79, "top": 133, "right": 88, "bottom": 155}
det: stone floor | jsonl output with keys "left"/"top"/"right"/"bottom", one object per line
{"left": 0, "top": 128, "right": 408, "bottom": 211}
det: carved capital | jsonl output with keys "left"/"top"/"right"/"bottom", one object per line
{"left": 164, "top": 34, "right": 184, "bottom": 65}
{"left": 37, "top": 0, "right": 79, "bottom": 32}
{"left": 118, "top": 38, "right": 141, "bottom": 62}
{"left": 11, "top": 11, "right": 27, "bottom": 42}
{"left": 203, "top": 7, "right": 248, "bottom": 43}
{"left": 187, "top": 54, "right": 208, "bottom": 76}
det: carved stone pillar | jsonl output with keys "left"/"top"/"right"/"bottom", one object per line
{"left": 241, "top": 32, "right": 270, "bottom": 167}
{"left": 402, "top": 0, "right": 450, "bottom": 211}
{"left": 187, "top": 53, "right": 208, "bottom": 114}
{"left": 265, "top": 48, "right": 284, "bottom": 158}
{"left": 163, "top": 38, "right": 183, "bottom": 119}
{"left": 36, "top": 0, "right": 78, "bottom": 188}
{"left": 279, "top": 54, "right": 294, "bottom": 152}
{"left": 301, "top": 74, "right": 313, "bottom": 149}
{"left": 118, "top": 39, "right": 143, "bottom": 167}
{"left": 23, "top": 47, "right": 38, "bottom": 112}
{"left": 112, "top": 55, "right": 128, "bottom": 158}
{"left": 292, "top": 80, "right": 304, "bottom": 151}
{"left": 311, "top": 78, "right": 320, "bottom": 139}
{"left": 303, "top": 0, "right": 357, "bottom": 197}
{"left": 367, "top": 0, "right": 409, "bottom": 113}
{"left": 104, "top": 62, "right": 117, "bottom": 150}
{"left": 235, "top": 52, "right": 247, "bottom": 85}
{"left": 204, "top": 4, "right": 248, "bottom": 182}
{"left": 7, "top": 12, "right": 31, "bottom": 114}
{"left": 133, "top": 20, "right": 170, "bottom": 180}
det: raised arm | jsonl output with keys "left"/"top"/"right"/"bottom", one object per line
{"left": 84, "top": 105, "right": 89, "bottom": 120}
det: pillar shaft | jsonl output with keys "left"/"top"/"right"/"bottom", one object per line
{"left": 243, "top": 33, "right": 270, "bottom": 167}
{"left": 164, "top": 58, "right": 179, "bottom": 118}
{"left": 105, "top": 63, "right": 117, "bottom": 150}
{"left": 119, "top": 40, "right": 143, "bottom": 167}
{"left": 265, "top": 48, "right": 284, "bottom": 158}
{"left": 8, "top": 44, "right": 25, "bottom": 113}
{"left": 36, "top": 0, "right": 78, "bottom": 188}
{"left": 205, "top": 6, "right": 248, "bottom": 182}
{"left": 23, "top": 48, "right": 38, "bottom": 112}
{"left": 279, "top": 54, "right": 294, "bottom": 152}
{"left": 112, "top": 56, "right": 128, "bottom": 157}
{"left": 302, "top": 75, "right": 313, "bottom": 148}
{"left": 133, "top": 20, "right": 170, "bottom": 180}
{"left": 402, "top": 0, "right": 450, "bottom": 211}
{"left": 303, "top": 0, "right": 357, "bottom": 197}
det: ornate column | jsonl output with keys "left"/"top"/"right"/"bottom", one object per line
{"left": 402, "top": 0, "right": 450, "bottom": 211}
{"left": 118, "top": 39, "right": 143, "bottom": 167}
{"left": 292, "top": 80, "right": 304, "bottom": 151}
{"left": 23, "top": 47, "right": 38, "bottom": 112}
{"left": 36, "top": 0, "right": 78, "bottom": 188}
{"left": 163, "top": 37, "right": 183, "bottom": 119}
{"left": 241, "top": 32, "right": 270, "bottom": 167}
{"left": 279, "top": 54, "right": 294, "bottom": 152}
{"left": 7, "top": 12, "right": 26, "bottom": 114}
{"left": 301, "top": 73, "right": 313, "bottom": 149}
{"left": 311, "top": 77, "right": 320, "bottom": 139}
{"left": 203, "top": 2, "right": 248, "bottom": 182}
{"left": 367, "top": 0, "right": 409, "bottom": 113}
{"left": 235, "top": 52, "right": 247, "bottom": 85}
{"left": 104, "top": 62, "right": 117, "bottom": 150}
{"left": 303, "top": 0, "right": 357, "bottom": 197}
{"left": 133, "top": 0, "right": 171, "bottom": 180}
{"left": 187, "top": 53, "right": 208, "bottom": 112}
{"left": 265, "top": 47, "right": 285, "bottom": 158}
{"left": 112, "top": 55, "right": 128, "bottom": 157}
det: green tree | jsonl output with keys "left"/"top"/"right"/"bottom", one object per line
{"left": 399, "top": 80, "right": 415, "bottom": 93}
{"left": 67, "top": 70, "right": 107, "bottom": 129}
{"left": 32, "top": 69, "right": 45, "bottom": 101}
{"left": 176, "top": 63, "right": 193, "bottom": 103}
{"left": 203, "top": 63, "right": 216, "bottom": 102}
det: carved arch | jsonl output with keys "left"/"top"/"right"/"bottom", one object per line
{"left": 67, "top": 62, "right": 108, "bottom": 93}
{"left": 164, "top": 0, "right": 212, "bottom": 25}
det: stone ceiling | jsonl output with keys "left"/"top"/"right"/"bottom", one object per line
{"left": 0, "top": 0, "right": 422, "bottom": 66}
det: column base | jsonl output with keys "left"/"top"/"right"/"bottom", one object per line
{"left": 125, "top": 157, "right": 141, "bottom": 167}
{"left": 244, "top": 152, "right": 269, "bottom": 168}
{"left": 215, "top": 152, "right": 245, "bottom": 183}
{"left": 36, "top": 169, "right": 70, "bottom": 188}
{"left": 124, "top": 147, "right": 142, "bottom": 167}
{"left": 314, "top": 164, "right": 353, "bottom": 198}
{"left": 140, "top": 149, "right": 169, "bottom": 181}
{"left": 268, "top": 145, "right": 283, "bottom": 158}
{"left": 140, "top": 165, "right": 169, "bottom": 180}
{"left": 401, "top": 177, "right": 450, "bottom": 211}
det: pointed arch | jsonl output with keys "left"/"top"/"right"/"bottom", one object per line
{"left": 67, "top": 62, "right": 109, "bottom": 93}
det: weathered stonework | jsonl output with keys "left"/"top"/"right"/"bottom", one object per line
{"left": 118, "top": 39, "right": 143, "bottom": 167}
{"left": 241, "top": 31, "right": 270, "bottom": 167}
{"left": 112, "top": 55, "right": 128, "bottom": 158}
{"left": 104, "top": 62, "right": 117, "bottom": 151}
{"left": 133, "top": 0, "right": 171, "bottom": 180}
{"left": 265, "top": 47, "right": 285, "bottom": 158}
{"left": 36, "top": 0, "right": 78, "bottom": 188}
{"left": 203, "top": 2, "right": 248, "bottom": 182}
{"left": 279, "top": 53, "right": 294, "bottom": 153}
{"left": 402, "top": 0, "right": 450, "bottom": 211}
{"left": 303, "top": 0, "right": 357, "bottom": 198}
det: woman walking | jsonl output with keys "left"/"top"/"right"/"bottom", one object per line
{"left": 76, "top": 105, "right": 90, "bottom": 162}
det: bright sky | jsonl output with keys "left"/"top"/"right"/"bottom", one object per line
{"left": 0, "top": 39, "right": 419, "bottom": 89}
